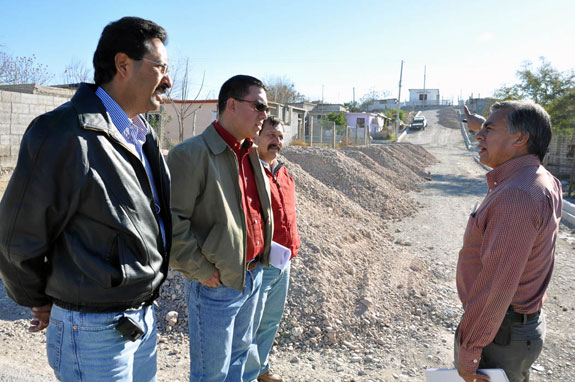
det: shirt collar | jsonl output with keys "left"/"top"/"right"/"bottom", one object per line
{"left": 213, "top": 120, "right": 253, "bottom": 153}
{"left": 486, "top": 154, "right": 540, "bottom": 189}
{"left": 95, "top": 87, "right": 148, "bottom": 144}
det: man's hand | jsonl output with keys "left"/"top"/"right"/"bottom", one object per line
{"left": 458, "top": 367, "right": 490, "bottom": 382}
{"left": 463, "top": 105, "right": 486, "bottom": 132}
{"left": 201, "top": 270, "right": 221, "bottom": 288}
{"left": 29, "top": 304, "right": 52, "bottom": 332}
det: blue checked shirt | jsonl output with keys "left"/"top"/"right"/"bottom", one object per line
{"left": 95, "top": 87, "right": 166, "bottom": 247}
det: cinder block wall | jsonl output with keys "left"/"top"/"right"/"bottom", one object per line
{"left": 0, "top": 90, "right": 71, "bottom": 168}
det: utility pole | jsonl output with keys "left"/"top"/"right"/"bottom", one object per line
{"left": 423, "top": 64, "right": 426, "bottom": 108}
{"left": 395, "top": 60, "right": 404, "bottom": 142}
{"left": 322, "top": 85, "right": 324, "bottom": 104}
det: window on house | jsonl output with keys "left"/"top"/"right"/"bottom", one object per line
{"left": 357, "top": 118, "right": 365, "bottom": 127}
{"left": 419, "top": 94, "right": 428, "bottom": 100}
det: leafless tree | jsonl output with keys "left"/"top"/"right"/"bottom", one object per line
{"left": 166, "top": 58, "right": 205, "bottom": 142}
{"left": 0, "top": 49, "right": 53, "bottom": 85}
{"left": 62, "top": 59, "right": 92, "bottom": 84}
{"left": 264, "top": 75, "right": 306, "bottom": 104}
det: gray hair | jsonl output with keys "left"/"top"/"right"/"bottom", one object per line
{"left": 491, "top": 100, "right": 552, "bottom": 161}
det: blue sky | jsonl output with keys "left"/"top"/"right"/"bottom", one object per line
{"left": 1, "top": 0, "right": 574, "bottom": 103}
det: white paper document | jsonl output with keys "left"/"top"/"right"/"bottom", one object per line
{"left": 426, "top": 368, "right": 509, "bottom": 382}
{"left": 269, "top": 241, "right": 291, "bottom": 270}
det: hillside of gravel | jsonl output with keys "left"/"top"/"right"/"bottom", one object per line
{"left": 156, "top": 143, "right": 443, "bottom": 353}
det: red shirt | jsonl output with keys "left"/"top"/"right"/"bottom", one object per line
{"left": 214, "top": 121, "right": 264, "bottom": 262}
{"left": 456, "top": 155, "right": 562, "bottom": 373}
{"left": 263, "top": 161, "right": 300, "bottom": 259}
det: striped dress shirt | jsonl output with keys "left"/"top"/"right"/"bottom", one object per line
{"left": 456, "top": 154, "right": 562, "bottom": 373}
{"left": 95, "top": 87, "right": 166, "bottom": 246}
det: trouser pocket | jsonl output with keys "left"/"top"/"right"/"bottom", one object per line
{"left": 493, "top": 317, "right": 512, "bottom": 346}
{"left": 46, "top": 318, "right": 64, "bottom": 378}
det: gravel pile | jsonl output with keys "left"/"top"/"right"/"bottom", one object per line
{"left": 156, "top": 143, "right": 448, "bottom": 359}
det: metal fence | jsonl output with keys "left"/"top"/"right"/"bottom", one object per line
{"left": 300, "top": 119, "right": 371, "bottom": 148}
{"left": 545, "top": 132, "right": 575, "bottom": 193}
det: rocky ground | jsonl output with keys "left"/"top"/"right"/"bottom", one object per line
{"left": 0, "top": 107, "right": 574, "bottom": 381}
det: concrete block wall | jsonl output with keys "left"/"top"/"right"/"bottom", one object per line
{"left": 0, "top": 90, "right": 71, "bottom": 168}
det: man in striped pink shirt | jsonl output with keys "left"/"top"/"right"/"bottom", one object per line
{"left": 455, "top": 101, "right": 562, "bottom": 382}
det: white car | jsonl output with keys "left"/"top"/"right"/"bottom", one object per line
{"left": 411, "top": 116, "right": 427, "bottom": 130}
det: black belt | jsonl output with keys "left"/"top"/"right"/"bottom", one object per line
{"left": 54, "top": 298, "right": 153, "bottom": 313}
{"left": 507, "top": 308, "right": 540, "bottom": 324}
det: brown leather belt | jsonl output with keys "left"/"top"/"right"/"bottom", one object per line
{"left": 246, "top": 255, "right": 261, "bottom": 271}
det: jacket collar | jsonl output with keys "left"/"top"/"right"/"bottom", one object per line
{"left": 71, "top": 83, "right": 151, "bottom": 143}
{"left": 203, "top": 123, "right": 259, "bottom": 155}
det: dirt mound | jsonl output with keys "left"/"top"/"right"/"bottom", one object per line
{"left": 281, "top": 145, "right": 434, "bottom": 222}
{"left": 437, "top": 107, "right": 461, "bottom": 129}
{"left": 157, "top": 142, "right": 441, "bottom": 352}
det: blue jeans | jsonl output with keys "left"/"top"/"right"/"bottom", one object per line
{"left": 186, "top": 264, "right": 263, "bottom": 382}
{"left": 244, "top": 262, "right": 291, "bottom": 382}
{"left": 455, "top": 312, "right": 545, "bottom": 382}
{"left": 46, "top": 304, "right": 157, "bottom": 382}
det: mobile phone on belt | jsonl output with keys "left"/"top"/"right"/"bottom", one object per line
{"left": 115, "top": 316, "right": 144, "bottom": 341}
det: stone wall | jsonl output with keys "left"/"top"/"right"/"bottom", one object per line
{"left": 0, "top": 90, "right": 71, "bottom": 168}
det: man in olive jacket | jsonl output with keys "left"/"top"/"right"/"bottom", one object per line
{"left": 168, "top": 75, "right": 273, "bottom": 382}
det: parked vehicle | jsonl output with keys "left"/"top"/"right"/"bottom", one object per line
{"left": 411, "top": 116, "right": 427, "bottom": 130}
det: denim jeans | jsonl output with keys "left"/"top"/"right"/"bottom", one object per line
{"left": 454, "top": 312, "right": 545, "bottom": 382}
{"left": 46, "top": 304, "right": 157, "bottom": 382}
{"left": 243, "top": 262, "right": 291, "bottom": 382}
{"left": 186, "top": 264, "right": 263, "bottom": 382}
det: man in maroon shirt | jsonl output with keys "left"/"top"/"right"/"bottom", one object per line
{"left": 244, "top": 116, "right": 301, "bottom": 382}
{"left": 455, "top": 101, "right": 562, "bottom": 382}
{"left": 168, "top": 75, "right": 273, "bottom": 382}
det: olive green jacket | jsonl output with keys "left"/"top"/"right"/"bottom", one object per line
{"left": 167, "top": 123, "right": 272, "bottom": 290}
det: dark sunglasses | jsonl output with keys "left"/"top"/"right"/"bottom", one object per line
{"left": 232, "top": 97, "right": 270, "bottom": 113}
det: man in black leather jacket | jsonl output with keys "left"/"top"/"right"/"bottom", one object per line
{"left": 0, "top": 17, "right": 172, "bottom": 382}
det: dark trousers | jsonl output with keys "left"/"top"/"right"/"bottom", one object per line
{"left": 454, "top": 312, "right": 546, "bottom": 382}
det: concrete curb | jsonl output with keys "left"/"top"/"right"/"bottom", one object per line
{"left": 562, "top": 200, "right": 575, "bottom": 227}
{"left": 397, "top": 130, "right": 408, "bottom": 142}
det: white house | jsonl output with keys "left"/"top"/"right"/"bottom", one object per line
{"left": 407, "top": 89, "right": 440, "bottom": 106}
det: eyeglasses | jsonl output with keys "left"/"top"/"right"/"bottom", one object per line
{"left": 232, "top": 97, "right": 270, "bottom": 113}
{"left": 140, "top": 57, "right": 169, "bottom": 75}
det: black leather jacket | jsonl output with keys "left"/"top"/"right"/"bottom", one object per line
{"left": 0, "top": 83, "right": 171, "bottom": 312}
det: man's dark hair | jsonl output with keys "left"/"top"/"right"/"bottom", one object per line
{"left": 218, "top": 75, "right": 267, "bottom": 114}
{"left": 259, "top": 116, "right": 285, "bottom": 135}
{"left": 491, "top": 100, "right": 552, "bottom": 161}
{"left": 93, "top": 17, "right": 168, "bottom": 85}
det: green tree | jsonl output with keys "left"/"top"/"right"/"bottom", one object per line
{"left": 344, "top": 101, "right": 360, "bottom": 112}
{"left": 494, "top": 58, "right": 575, "bottom": 133}
{"left": 495, "top": 57, "right": 574, "bottom": 106}
{"left": 547, "top": 89, "right": 575, "bottom": 133}
{"left": 323, "top": 111, "right": 347, "bottom": 126}
{"left": 384, "top": 108, "right": 405, "bottom": 122}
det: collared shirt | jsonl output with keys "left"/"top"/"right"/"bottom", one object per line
{"left": 95, "top": 87, "right": 166, "bottom": 246}
{"left": 456, "top": 154, "right": 562, "bottom": 373}
{"left": 261, "top": 159, "right": 300, "bottom": 259}
{"left": 213, "top": 120, "right": 264, "bottom": 262}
